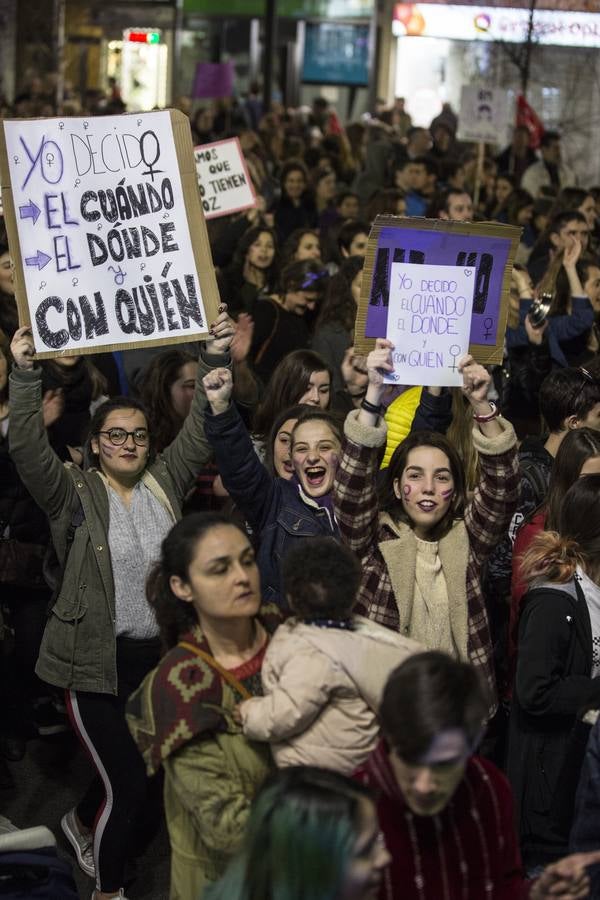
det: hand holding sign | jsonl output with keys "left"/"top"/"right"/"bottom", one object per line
{"left": 458, "top": 354, "right": 491, "bottom": 406}
{"left": 11, "top": 325, "right": 36, "bottom": 370}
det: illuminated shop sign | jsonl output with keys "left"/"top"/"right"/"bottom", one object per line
{"left": 393, "top": 2, "right": 600, "bottom": 47}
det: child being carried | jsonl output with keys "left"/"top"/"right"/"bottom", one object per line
{"left": 238, "top": 537, "right": 422, "bottom": 774}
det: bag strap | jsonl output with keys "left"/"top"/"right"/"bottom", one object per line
{"left": 253, "top": 299, "right": 280, "bottom": 366}
{"left": 177, "top": 641, "right": 252, "bottom": 700}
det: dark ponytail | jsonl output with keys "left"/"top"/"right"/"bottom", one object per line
{"left": 146, "top": 512, "right": 246, "bottom": 652}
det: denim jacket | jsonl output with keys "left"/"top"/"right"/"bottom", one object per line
{"left": 204, "top": 403, "right": 338, "bottom": 606}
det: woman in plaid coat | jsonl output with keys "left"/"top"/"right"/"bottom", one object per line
{"left": 333, "top": 339, "right": 521, "bottom": 710}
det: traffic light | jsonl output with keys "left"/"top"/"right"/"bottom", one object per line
{"left": 126, "top": 30, "right": 161, "bottom": 44}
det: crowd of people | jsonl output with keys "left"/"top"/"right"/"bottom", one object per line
{"left": 4, "top": 78, "right": 600, "bottom": 899}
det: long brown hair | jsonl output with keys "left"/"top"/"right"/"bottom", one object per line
{"left": 252, "top": 350, "right": 333, "bottom": 439}
{"left": 545, "top": 428, "right": 600, "bottom": 531}
{"left": 139, "top": 348, "right": 197, "bottom": 453}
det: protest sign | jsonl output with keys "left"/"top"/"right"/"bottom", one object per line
{"left": 0, "top": 110, "right": 220, "bottom": 359}
{"left": 457, "top": 85, "right": 512, "bottom": 146}
{"left": 385, "top": 262, "right": 475, "bottom": 387}
{"left": 355, "top": 216, "right": 521, "bottom": 385}
{"left": 192, "top": 62, "right": 234, "bottom": 99}
{"left": 194, "top": 138, "right": 256, "bottom": 219}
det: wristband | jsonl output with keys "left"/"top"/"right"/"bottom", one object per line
{"left": 472, "top": 400, "right": 498, "bottom": 423}
{"left": 361, "top": 398, "right": 383, "bottom": 417}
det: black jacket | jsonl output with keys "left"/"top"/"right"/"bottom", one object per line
{"left": 507, "top": 578, "right": 600, "bottom": 863}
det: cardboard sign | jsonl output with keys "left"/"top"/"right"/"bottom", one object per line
{"left": 385, "top": 262, "right": 475, "bottom": 386}
{"left": 355, "top": 216, "right": 521, "bottom": 376}
{"left": 192, "top": 62, "right": 234, "bottom": 99}
{"left": 194, "top": 138, "right": 256, "bottom": 219}
{"left": 457, "top": 85, "right": 512, "bottom": 146}
{"left": 0, "top": 110, "right": 220, "bottom": 359}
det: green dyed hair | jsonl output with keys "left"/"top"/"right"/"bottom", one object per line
{"left": 205, "top": 767, "right": 373, "bottom": 900}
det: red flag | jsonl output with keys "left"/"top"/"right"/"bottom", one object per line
{"left": 516, "top": 94, "right": 544, "bottom": 149}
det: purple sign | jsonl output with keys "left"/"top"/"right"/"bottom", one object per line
{"left": 192, "top": 62, "right": 235, "bottom": 100}
{"left": 365, "top": 225, "right": 512, "bottom": 347}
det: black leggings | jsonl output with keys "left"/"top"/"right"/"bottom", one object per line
{"left": 66, "top": 637, "right": 160, "bottom": 894}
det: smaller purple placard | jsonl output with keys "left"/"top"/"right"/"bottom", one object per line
{"left": 192, "top": 62, "right": 234, "bottom": 99}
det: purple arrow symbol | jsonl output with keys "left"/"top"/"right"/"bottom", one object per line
{"left": 25, "top": 250, "right": 52, "bottom": 270}
{"left": 19, "top": 200, "right": 41, "bottom": 224}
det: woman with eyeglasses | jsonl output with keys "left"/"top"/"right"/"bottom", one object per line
{"left": 8, "top": 313, "right": 234, "bottom": 900}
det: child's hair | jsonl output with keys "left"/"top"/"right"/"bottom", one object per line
{"left": 282, "top": 537, "right": 361, "bottom": 620}
{"left": 520, "top": 474, "right": 600, "bottom": 586}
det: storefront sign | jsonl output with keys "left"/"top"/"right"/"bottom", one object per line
{"left": 355, "top": 216, "right": 521, "bottom": 376}
{"left": 194, "top": 138, "right": 256, "bottom": 219}
{"left": 0, "top": 110, "right": 219, "bottom": 358}
{"left": 184, "top": 0, "right": 373, "bottom": 15}
{"left": 393, "top": 2, "right": 600, "bottom": 48}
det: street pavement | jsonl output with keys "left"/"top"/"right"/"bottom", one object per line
{"left": 1, "top": 732, "right": 170, "bottom": 898}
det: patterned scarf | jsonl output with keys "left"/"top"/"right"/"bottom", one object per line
{"left": 126, "top": 607, "right": 280, "bottom": 776}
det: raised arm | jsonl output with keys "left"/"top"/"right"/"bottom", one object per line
{"left": 160, "top": 307, "right": 234, "bottom": 501}
{"left": 459, "top": 356, "right": 520, "bottom": 563}
{"left": 8, "top": 326, "right": 76, "bottom": 520}
{"left": 333, "top": 339, "right": 390, "bottom": 558}
{"left": 202, "top": 367, "right": 275, "bottom": 533}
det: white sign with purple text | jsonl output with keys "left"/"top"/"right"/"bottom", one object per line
{"left": 385, "top": 262, "right": 475, "bottom": 387}
{"left": 3, "top": 111, "right": 209, "bottom": 355}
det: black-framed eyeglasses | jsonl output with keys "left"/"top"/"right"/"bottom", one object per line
{"left": 96, "top": 428, "right": 149, "bottom": 447}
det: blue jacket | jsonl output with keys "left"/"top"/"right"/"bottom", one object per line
{"left": 204, "top": 403, "right": 339, "bottom": 607}
{"left": 509, "top": 295, "right": 594, "bottom": 367}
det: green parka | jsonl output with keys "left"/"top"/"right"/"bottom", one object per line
{"left": 8, "top": 346, "right": 229, "bottom": 695}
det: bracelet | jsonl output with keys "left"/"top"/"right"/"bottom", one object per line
{"left": 361, "top": 398, "right": 383, "bottom": 416}
{"left": 472, "top": 400, "right": 499, "bottom": 423}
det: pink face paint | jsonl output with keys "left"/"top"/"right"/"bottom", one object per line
{"left": 441, "top": 488, "right": 454, "bottom": 500}
{"left": 403, "top": 484, "right": 411, "bottom": 498}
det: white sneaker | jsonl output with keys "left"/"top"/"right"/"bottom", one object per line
{"left": 61, "top": 807, "right": 95, "bottom": 878}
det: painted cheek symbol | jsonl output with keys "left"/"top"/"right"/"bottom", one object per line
{"left": 98, "top": 438, "right": 115, "bottom": 459}
{"left": 402, "top": 484, "right": 411, "bottom": 498}
{"left": 441, "top": 488, "right": 454, "bottom": 500}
